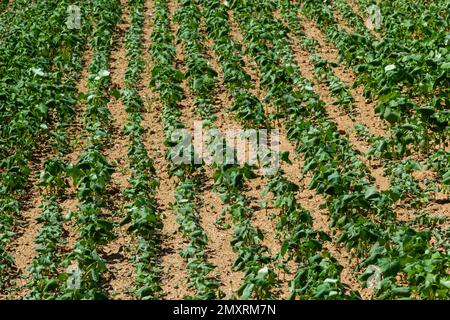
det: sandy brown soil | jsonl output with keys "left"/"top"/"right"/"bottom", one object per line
{"left": 9, "top": 179, "right": 45, "bottom": 298}
{"left": 101, "top": 0, "right": 135, "bottom": 299}
{"left": 328, "top": 9, "right": 354, "bottom": 35}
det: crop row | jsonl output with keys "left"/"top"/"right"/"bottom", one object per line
{"left": 60, "top": 0, "right": 122, "bottom": 299}
{"left": 121, "top": 0, "right": 163, "bottom": 300}
{"left": 150, "top": 0, "right": 222, "bottom": 299}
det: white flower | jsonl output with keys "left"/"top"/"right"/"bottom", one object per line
{"left": 95, "top": 69, "right": 110, "bottom": 80}
{"left": 384, "top": 64, "right": 396, "bottom": 72}
{"left": 31, "top": 68, "right": 46, "bottom": 77}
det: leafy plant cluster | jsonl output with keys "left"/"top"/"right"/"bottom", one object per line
{"left": 354, "top": 124, "right": 435, "bottom": 209}
{"left": 0, "top": 0, "right": 9, "bottom": 11}
{"left": 173, "top": 179, "right": 222, "bottom": 299}
{"left": 202, "top": 0, "right": 267, "bottom": 128}
{"left": 27, "top": 159, "right": 71, "bottom": 299}
{"left": 279, "top": 0, "right": 441, "bottom": 217}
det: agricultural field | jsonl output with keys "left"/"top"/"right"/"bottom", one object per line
{"left": 0, "top": 0, "right": 449, "bottom": 301}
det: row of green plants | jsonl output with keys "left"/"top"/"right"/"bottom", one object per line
{"left": 120, "top": 0, "right": 163, "bottom": 300}
{"left": 23, "top": 0, "right": 138, "bottom": 300}
{"left": 174, "top": 0, "right": 224, "bottom": 299}
{"left": 352, "top": 0, "right": 449, "bottom": 46}
{"left": 191, "top": 0, "right": 288, "bottom": 299}
{"left": 26, "top": 159, "right": 73, "bottom": 299}
{"left": 265, "top": 172, "right": 359, "bottom": 299}
{"left": 150, "top": 0, "right": 221, "bottom": 299}
{"left": 279, "top": 0, "right": 356, "bottom": 113}
{"left": 178, "top": 0, "right": 278, "bottom": 299}
{"left": 202, "top": 0, "right": 267, "bottom": 128}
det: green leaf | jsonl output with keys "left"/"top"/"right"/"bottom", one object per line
{"left": 383, "top": 106, "right": 400, "bottom": 123}
{"left": 110, "top": 88, "right": 121, "bottom": 99}
{"left": 280, "top": 151, "right": 292, "bottom": 164}
{"left": 280, "top": 240, "right": 289, "bottom": 256}
{"left": 241, "top": 283, "right": 254, "bottom": 299}
{"left": 440, "top": 279, "right": 450, "bottom": 289}
{"left": 441, "top": 62, "right": 450, "bottom": 70}
{"left": 43, "top": 279, "right": 58, "bottom": 292}
{"left": 442, "top": 170, "right": 450, "bottom": 185}
{"left": 364, "top": 186, "right": 379, "bottom": 200}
